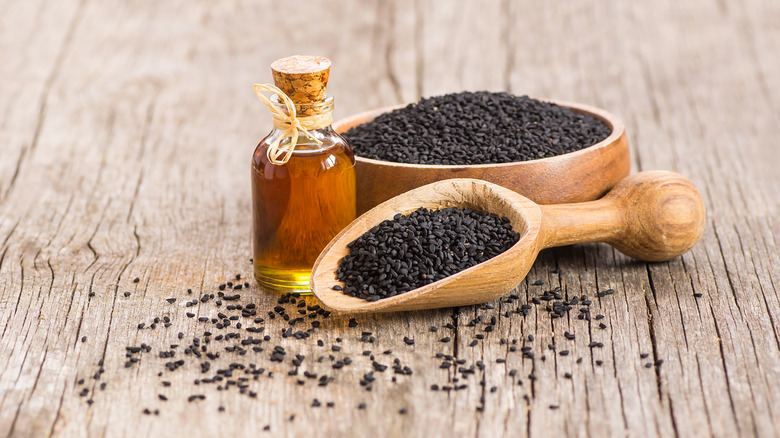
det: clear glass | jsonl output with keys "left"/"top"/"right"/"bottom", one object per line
{"left": 251, "top": 96, "right": 356, "bottom": 293}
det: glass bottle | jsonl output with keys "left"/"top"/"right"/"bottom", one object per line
{"left": 251, "top": 56, "right": 356, "bottom": 293}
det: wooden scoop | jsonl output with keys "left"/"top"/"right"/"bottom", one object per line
{"left": 310, "top": 171, "right": 705, "bottom": 313}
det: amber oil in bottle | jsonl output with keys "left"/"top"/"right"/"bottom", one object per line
{"left": 251, "top": 56, "right": 356, "bottom": 293}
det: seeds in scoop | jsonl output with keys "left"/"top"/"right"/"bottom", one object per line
{"left": 341, "top": 91, "right": 611, "bottom": 165}
{"left": 336, "top": 207, "right": 519, "bottom": 301}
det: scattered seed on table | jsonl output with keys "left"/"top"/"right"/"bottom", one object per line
{"left": 79, "top": 270, "right": 651, "bottom": 423}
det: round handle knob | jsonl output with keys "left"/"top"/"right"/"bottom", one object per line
{"left": 606, "top": 171, "right": 706, "bottom": 261}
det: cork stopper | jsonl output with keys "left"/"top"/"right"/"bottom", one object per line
{"left": 271, "top": 56, "right": 331, "bottom": 115}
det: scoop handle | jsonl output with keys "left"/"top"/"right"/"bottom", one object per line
{"left": 539, "top": 171, "right": 706, "bottom": 261}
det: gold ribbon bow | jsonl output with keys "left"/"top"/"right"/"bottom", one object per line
{"left": 253, "top": 84, "right": 329, "bottom": 165}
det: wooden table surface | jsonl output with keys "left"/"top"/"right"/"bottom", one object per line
{"left": 1, "top": 1, "right": 778, "bottom": 437}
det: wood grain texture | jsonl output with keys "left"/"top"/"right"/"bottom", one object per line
{"left": 1, "top": 0, "right": 778, "bottom": 437}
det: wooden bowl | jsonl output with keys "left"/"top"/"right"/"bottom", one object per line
{"left": 333, "top": 100, "right": 630, "bottom": 214}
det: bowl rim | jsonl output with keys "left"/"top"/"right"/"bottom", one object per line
{"left": 334, "top": 98, "right": 626, "bottom": 169}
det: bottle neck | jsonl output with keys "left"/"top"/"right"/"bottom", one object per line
{"left": 270, "top": 93, "right": 334, "bottom": 123}
{"left": 265, "top": 94, "right": 342, "bottom": 153}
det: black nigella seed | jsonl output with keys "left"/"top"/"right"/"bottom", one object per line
{"left": 123, "top": 292, "right": 130, "bottom": 297}
{"left": 166, "top": 298, "right": 176, "bottom": 304}
{"left": 81, "top": 336, "right": 87, "bottom": 343}
{"left": 335, "top": 207, "right": 520, "bottom": 302}
{"left": 342, "top": 92, "right": 610, "bottom": 165}
{"left": 358, "top": 403, "right": 366, "bottom": 410}
{"left": 133, "top": 278, "right": 140, "bottom": 283}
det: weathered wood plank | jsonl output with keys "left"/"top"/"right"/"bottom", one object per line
{"left": 0, "top": 0, "right": 778, "bottom": 437}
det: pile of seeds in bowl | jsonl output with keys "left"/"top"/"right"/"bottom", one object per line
{"left": 335, "top": 207, "right": 520, "bottom": 301}
{"left": 341, "top": 91, "right": 612, "bottom": 165}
